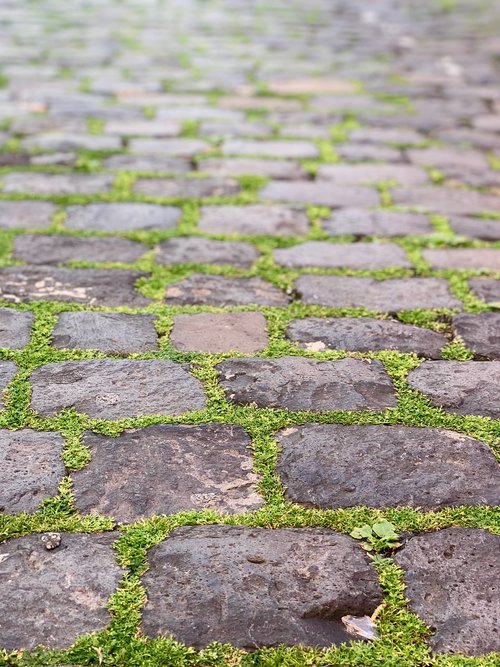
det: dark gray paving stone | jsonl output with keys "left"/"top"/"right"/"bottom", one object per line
{"left": 105, "top": 120, "right": 181, "bottom": 137}
{"left": 141, "top": 525, "right": 383, "bottom": 648}
{"left": 277, "top": 424, "right": 500, "bottom": 509}
{"left": 336, "top": 144, "right": 403, "bottom": 163}
{"left": 66, "top": 203, "right": 181, "bottom": 232}
{"left": 52, "top": 312, "right": 159, "bottom": 354}
{"left": 199, "top": 120, "right": 272, "bottom": 138}
{"left": 391, "top": 186, "right": 500, "bottom": 215}
{"left": 157, "top": 237, "right": 258, "bottom": 268}
{"left": 222, "top": 139, "right": 319, "bottom": 159}
{"left": 0, "top": 267, "right": 149, "bottom": 307}
{"left": 171, "top": 312, "right": 268, "bottom": 353}
{"left": 217, "top": 356, "right": 396, "bottom": 411}
{"left": 323, "top": 208, "right": 433, "bottom": 237}
{"left": 102, "top": 154, "right": 191, "bottom": 173}
{"left": 0, "top": 533, "right": 122, "bottom": 650}
{"left": 0, "top": 201, "right": 55, "bottom": 229}
{"left": 2, "top": 173, "right": 113, "bottom": 195}
{"left": 469, "top": 278, "right": 500, "bottom": 304}
{"left": 394, "top": 529, "right": 500, "bottom": 655}
{"left": 442, "top": 166, "right": 500, "bottom": 189}
{"left": 449, "top": 216, "right": 500, "bottom": 241}
{"left": 0, "top": 361, "right": 17, "bottom": 401}
{"left": 199, "top": 205, "right": 309, "bottom": 236}
{"left": 423, "top": 248, "right": 500, "bottom": 271}
{"left": 22, "top": 132, "right": 121, "bottom": 152}
{"left": 165, "top": 274, "right": 289, "bottom": 307}
{"left": 30, "top": 152, "right": 77, "bottom": 167}
{"left": 13, "top": 235, "right": 147, "bottom": 265}
{"left": 295, "top": 276, "right": 460, "bottom": 311}
{"left": 350, "top": 127, "right": 426, "bottom": 145}
{"left": 274, "top": 241, "right": 410, "bottom": 269}
{"left": 129, "top": 138, "right": 210, "bottom": 157}
{"left": 134, "top": 178, "right": 240, "bottom": 198}
{"left": 261, "top": 181, "right": 379, "bottom": 207}
{"left": 30, "top": 359, "right": 206, "bottom": 419}
{"left": 453, "top": 312, "right": 500, "bottom": 360}
{"left": 0, "top": 308, "right": 34, "bottom": 349}
{"left": 408, "top": 361, "right": 500, "bottom": 418}
{"left": 317, "top": 164, "right": 427, "bottom": 185}
{"left": 200, "top": 158, "right": 306, "bottom": 180}
{"left": 407, "top": 147, "right": 489, "bottom": 171}
{"left": 0, "top": 153, "right": 31, "bottom": 167}
{"left": 286, "top": 317, "right": 447, "bottom": 358}
{"left": 0, "top": 429, "right": 65, "bottom": 513}
{"left": 73, "top": 424, "right": 262, "bottom": 522}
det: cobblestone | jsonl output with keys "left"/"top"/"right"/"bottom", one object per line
{"left": 199, "top": 205, "right": 309, "bottom": 236}
{"left": 13, "top": 235, "right": 147, "bottom": 265}
{"left": 171, "top": 312, "right": 268, "bottom": 353}
{"left": 0, "top": 308, "right": 33, "bottom": 348}
{"left": 2, "top": 173, "right": 114, "bottom": 195}
{"left": 165, "top": 274, "right": 289, "bottom": 306}
{"left": 323, "top": 209, "right": 433, "bottom": 237}
{"left": 157, "top": 237, "right": 258, "bottom": 267}
{"left": 261, "top": 181, "right": 379, "bottom": 207}
{"left": 134, "top": 177, "right": 240, "bottom": 198}
{"left": 66, "top": 203, "right": 182, "bottom": 232}
{"left": 0, "top": 201, "right": 55, "bottom": 229}
{"left": 274, "top": 241, "right": 410, "bottom": 269}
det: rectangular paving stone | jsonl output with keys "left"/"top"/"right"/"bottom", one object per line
{"left": 407, "top": 147, "right": 489, "bottom": 171}
{"left": 22, "top": 132, "right": 122, "bottom": 152}
{"left": 452, "top": 313, "right": 500, "bottom": 360}
{"left": 199, "top": 205, "right": 309, "bottom": 236}
{"left": 165, "top": 274, "right": 290, "bottom": 307}
{"left": 323, "top": 208, "right": 433, "bottom": 237}
{"left": 65, "top": 203, "right": 181, "bottom": 232}
{"left": 105, "top": 120, "right": 181, "bottom": 136}
{"left": 0, "top": 361, "right": 17, "bottom": 403}
{"left": 221, "top": 140, "right": 319, "bottom": 159}
{"left": 199, "top": 120, "right": 273, "bottom": 138}
{"left": 0, "top": 533, "right": 122, "bottom": 650}
{"left": 72, "top": 424, "right": 262, "bottom": 522}
{"left": 199, "top": 158, "right": 307, "bottom": 180}
{"left": 295, "top": 276, "right": 461, "bottom": 311}
{"left": 171, "top": 312, "right": 268, "bottom": 353}
{"left": 267, "top": 78, "right": 356, "bottom": 95}
{"left": 0, "top": 308, "right": 34, "bottom": 348}
{"left": 449, "top": 216, "right": 500, "bottom": 241}
{"left": 141, "top": 525, "right": 383, "bottom": 648}
{"left": 469, "top": 278, "right": 500, "bottom": 305}
{"left": 286, "top": 317, "right": 447, "bottom": 358}
{"left": 317, "top": 163, "right": 428, "bottom": 185}
{"left": 129, "top": 138, "right": 210, "bottom": 157}
{"left": 157, "top": 237, "right": 259, "bottom": 268}
{"left": 274, "top": 241, "right": 410, "bottom": 269}
{"left": 2, "top": 173, "right": 114, "bottom": 195}
{"left": 336, "top": 144, "right": 403, "bottom": 163}
{"left": 0, "top": 201, "right": 55, "bottom": 229}
{"left": 408, "top": 361, "right": 500, "bottom": 418}
{"left": 391, "top": 186, "right": 500, "bottom": 215}
{"left": 349, "top": 127, "right": 426, "bottom": 145}
{"left": 0, "top": 267, "right": 150, "bottom": 307}
{"left": 102, "top": 154, "right": 191, "bottom": 173}
{"left": 134, "top": 177, "right": 240, "bottom": 198}
{"left": 30, "top": 359, "right": 206, "bottom": 419}
{"left": 0, "top": 429, "right": 65, "bottom": 513}
{"left": 277, "top": 424, "right": 500, "bottom": 509}
{"left": 422, "top": 248, "right": 500, "bottom": 271}
{"left": 394, "top": 529, "right": 500, "bottom": 655}
{"left": 261, "top": 181, "right": 379, "bottom": 207}
{"left": 13, "top": 235, "right": 147, "bottom": 265}
{"left": 217, "top": 356, "right": 396, "bottom": 411}
{"left": 52, "top": 312, "right": 159, "bottom": 354}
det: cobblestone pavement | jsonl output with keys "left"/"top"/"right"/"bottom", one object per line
{"left": 0, "top": 1, "right": 499, "bottom": 665}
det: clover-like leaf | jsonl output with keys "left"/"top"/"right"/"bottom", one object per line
{"left": 372, "top": 521, "right": 399, "bottom": 540}
{"left": 350, "top": 524, "right": 373, "bottom": 540}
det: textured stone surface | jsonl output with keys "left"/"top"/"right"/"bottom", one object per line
{"left": 102, "top": 154, "right": 191, "bottom": 173}
{"left": 30, "top": 359, "right": 206, "bottom": 418}
{"left": 157, "top": 237, "right": 258, "bottom": 267}
{"left": 217, "top": 356, "right": 396, "bottom": 411}
{"left": 222, "top": 139, "right": 318, "bottom": 158}
{"left": 452, "top": 313, "right": 500, "bottom": 359}
{"left": 2, "top": 172, "right": 113, "bottom": 195}
{"left": 0, "top": 533, "right": 123, "bottom": 650}
{"left": 72, "top": 424, "right": 262, "bottom": 521}
{"left": 13, "top": 234, "right": 147, "bottom": 265}
{"left": 134, "top": 177, "right": 240, "bottom": 198}
{"left": 0, "top": 308, "right": 34, "bottom": 349}
{"left": 287, "top": 317, "right": 447, "bottom": 357}
{"left": 295, "top": 276, "right": 460, "bottom": 311}
{"left": 408, "top": 361, "right": 500, "bottom": 418}
{"left": 200, "top": 158, "right": 306, "bottom": 180}
{"left": 323, "top": 208, "right": 433, "bottom": 237}
{"left": 394, "top": 529, "right": 500, "bottom": 655}
{"left": 423, "top": 248, "right": 500, "bottom": 271}
{"left": 391, "top": 186, "right": 500, "bottom": 215}
{"left": 277, "top": 424, "right": 500, "bottom": 509}
{"left": 274, "top": 241, "right": 410, "bottom": 269}
{"left": 0, "top": 267, "right": 149, "bottom": 307}
{"left": 449, "top": 216, "right": 500, "bottom": 241}
{"left": 22, "top": 132, "right": 121, "bottom": 152}
{"left": 317, "top": 163, "right": 428, "bottom": 185}
{"left": 66, "top": 203, "right": 181, "bottom": 232}
{"left": 171, "top": 312, "right": 268, "bottom": 353}
{"left": 141, "top": 525, "right": 383, "bottom": 648}
{"left": 261, "top": 181, "right": 379, "bottom": 207}
{"left": 0, "top": 200, "right": 55, "bottom": 229}
{"left": 0, "top": 361, "right": 18, "bottom": 400}
{"left": 52, "top": 312, "right": 159, "bottom": 353}
{"left": 199, "top": 205, "right": 309, "bottom": 236}
{"left": 129, "top": 138, "right": 210, "bottom": 157}
{"left": 165, "top": 274, "right": 289, "bottom": 306}
{"left": 469, "top": 278, "right": 500, "bottom": 304}
{"left": 0, "top": 429, "right": 65, "bottom": 513}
